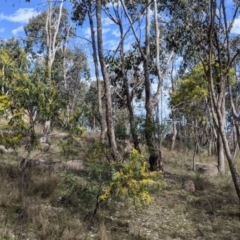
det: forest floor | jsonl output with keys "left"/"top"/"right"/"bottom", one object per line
{"left": 0, "top": 131, "right": 240, "bottom": 240}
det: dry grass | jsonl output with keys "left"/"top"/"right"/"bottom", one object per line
{"left": 0, "top": 135, "right": 240, "bottom": 239}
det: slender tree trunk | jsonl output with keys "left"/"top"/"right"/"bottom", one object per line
{"left": 207, "top": 125, "right": 214, "bottom": 156}
{"left": 96, "top": 0, "right": 119, "bottom": 161}
{"left": 217, "top": 84, "right": 226, "bottom": 174}
{"left": 208, "top": 77, "right": 240, "bottom": 199}
{"left": 117, "top": 16, "right": 140, "bottom": 152}
{"left": 88, "top": 3, "right": 106, "bottom": 141}
{"left": 217, "top": 132, "right": 225, "bottom": 174}
{"left": 205, "top": 0, "right": 240, "bottom": 200}
{"left": 171, "top": 121, "right": 177, "bottom": 151}
{"left": 61, "top": 24, "right": 72, "bottom": 123}
{"left": 42, "top": 0, "right": 63, "bottom": 143}
{"left": 193, "top": 141, "right": 198, "bottom": 171}
{"left": 234, "top": 125, "right": 240, "bottom": 156}
{"left": 144, "top": 0, "right": 163, "bottom": 171}
{"left": 170, "top": 58, "right": 177, "bottom": 151}
{"left": 231, "top": 121, "right": 240, "bottom": 161}
{"left": 46, "top": 0, "right": 64, "bottom": 81}
{"left": 120, "top": 0, "right": 174, "bottom": 170}
{"left": 233, "top": 142, "right": 239, "bottom": 160}
{"left": 208, "top": 140, "right": 212, "bottom": 156}
{"left": 219, "top": 118, "right": 240, "bottom": 199}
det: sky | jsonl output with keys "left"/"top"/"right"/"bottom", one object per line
{"left": 0, "top": 0, "right": 136, "bottom": 53}
{"left": 1, "top": 1, "right": 240, "bottom": 50}
{"left": 0, "top": 0, "right": 43, "bottom": 38}
{"left": 1, "top": 0, "right": 240, "bottom": 121}
{"left": 0, "top": 1, "right": 154, "bottom": 56}
{"left": 0, "top": 1, "right": 135, "bottom": 86}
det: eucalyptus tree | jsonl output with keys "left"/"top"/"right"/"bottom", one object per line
{"left": 72, "top": 0, "right": 174, "bottom": 168}
{"left": 169, "top": 62, "right": 236, "bottom": 168}
{"left": 52, "top": 46, "right": 90, "bottom": 123}
{"left": 24, "top": 0, "right": 65, "bottom": 142}
{"left": 95, "top": 0, "right": 120, "bottom": 161}
{"left": 229, "top": 51, "right": 240, "bottom": 158}
{"left": 165, "top": 0, "right": 226, "bottom": 173}
{"left": 0, "top": 45, "right": 64, "bottom": 169}
{"left": 24, "top": 1, "right": 90, "bottom": 140}
{"left": 71, "top": 0, "right": 106, "bottom": 141}
{"left": 205, "top": 0, "right": 240, "bottom": 199}
{"left": 166, "top": 0, "right": 240, "bottom": 200}
{"left": 119, "top": 0, "right": 174, "bottom": 171}
{"left": 24, "top": 1, "right": 66, "bottom": 71}
{"left": 106, "top": 50, "right": 145, "bottom": 147}
{"left": 102, "top": 1, "right": 143, "bottom": 152}
{"left": 24, "top": 2, "right": 72, "bottom": 86}
{"left": 70, "top": 1, "right": 131, "bottom": 160}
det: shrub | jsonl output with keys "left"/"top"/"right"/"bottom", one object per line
{"left": 98, "top": 149, "right": 164, "bottom": 209}
{"left": 56, "top": 149, "right": 164, "bottom": 217}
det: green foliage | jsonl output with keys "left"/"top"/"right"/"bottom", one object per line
{"left": 170, "top": 63, "right": 209, "bottom": 106}
{"left": 71, "top": 0, "right": 89, "bottom": 26}
{"left": 105, "top": 49, "right": 144, "bottom": 105}
{"left": 115, "top": 112, "right": 129, "bottom": 140}
{"left": 56, "top": 107, "right": 86, "bottom": 159}
{"left": 57, "top": 148, "right": 164, "bottom": 216}
{"left": 99, "top": 149, "right": 164, "bottom": 209}
{"left": 0, "top": 48, "right": 62, "bottom": 117}
{"left": 85, "top": 141, "right": 110, "bottom": 162}
{"left": 24, "top": 6, "right": 71, "bottom": 55}
{"left": 0, "top": 95, "right": 10, "bottom": 113}
{"left": 58, "top": 135, "right": 81, "bottom": 160}
{"left": 170, "top": 61, "right": 236, "bottom": 121}
{"left": 0, "top": 132, "right": 22, "bottom": 149}
{"left": 57, "top": 170, "right": 77, "bottom": 196}
{"left": 84, "top": 82, "right": 102, "bottom": 129}
{"left": 135, "top": 115, "right": 169, "bottom": 143}
{"left": 0, "top": 46, "right": 66, "bottom": 153}
{"left": 56, "top": 168, "right": 101, "bottom": 215}
{"left": 58, "top": 139, "right": 75, "bottom": 159}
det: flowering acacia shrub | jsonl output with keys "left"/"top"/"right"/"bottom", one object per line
{"left": 99, "top": 149, "right": 165, "bottom": 208}
{"left": 57, "top": 149, "right": 165, "bottom": 216}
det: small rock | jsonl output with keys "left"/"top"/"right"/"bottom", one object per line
{"left": 183, "top": 180, "right": 195, "bottom": 192}
{"left": 66, "top": 160, "right": 84, "bottom": 170}
{"left": 195, "top": 162, "right": 218, "bottom": 176}
{"left": 20, "top": 158, "right": 64, "bottom": 170}
{"left": 49, "top": 132, "right": 69, "bottom": 140}
{"left": 0, "top": 145, "right": 13, "bottom": 153}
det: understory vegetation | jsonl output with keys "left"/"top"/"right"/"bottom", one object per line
{"left": 0, "top": 131, "right": 239, "bottom": 240}
{"left": 1, "top": 0, "right": 240, "bottom": 239}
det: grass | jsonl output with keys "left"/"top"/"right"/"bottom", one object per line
{"left": 0, "top": 134, "right": 240, "bottom": 239}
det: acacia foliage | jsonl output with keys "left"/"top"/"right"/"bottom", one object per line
{"left": 170, "top": 61, "right": 236, "bottom": 121}
{"left": 88, "top": 148, "right": 164, "bottom": 212}
{"left": 0, "top": 45, "right": 64, "bottom": 148}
